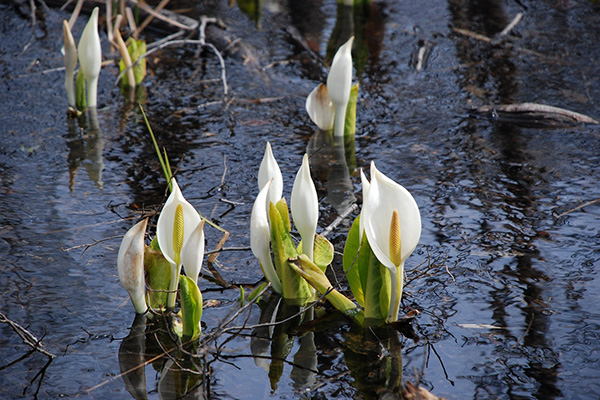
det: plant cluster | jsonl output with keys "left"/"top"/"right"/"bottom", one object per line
{"left": 116, "top": 36, "right": 421, "bottom": 340}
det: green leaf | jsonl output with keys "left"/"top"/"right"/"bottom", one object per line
{"left": 150, "top": 236, "right": 160, "bottom": 252}
{"left": 343, "top": 216, "right": 390, "bottom": 323}
{"left": 119, "top": 39, "right": 147, "bottom": 88}
{"left": 238, "top": 285, "right": 245, "bottom": 304}
{"left": 140, "top": 105, "right": 173, "bottom": 191}
{"left": 75, "top": 70, "right": 86, "bottom": 111}
{"left": 179, "top": 275, "right": 203, "bottom": 339}
{"left": 144, "top": 246, "right": 171, "bottom": 310}
{"left": 313, "top": 234, "right": 334, "bottom": 272}
{"left": 129, "top": 39, "right": 147, "bottom": 85}
{"left": 269, "top": 202, "right": 312, "bottom": 304}
{"left": 342, "top": 216, "right": 364, "bottom": 306}
{"left": 246, "top": 281, "right": 268, "bottom": 303}
{"left": 363, "top": 249, "right": 387, "bottom": 322}
{"left": 275, "top": 198, "right": 291, "bottom": 232}
{"left": 343, "top": 82, "right": 359, "bottom": 139}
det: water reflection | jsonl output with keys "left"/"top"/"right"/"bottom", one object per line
{"left": 250, "top": 294, "right": 318, "bottom": 392}
{"left": 307, "top": 130, "right": 356, "bottom": 215}
{"left": 65, "top": 108, "right": 104, "bottom": 191}
{"left": 344, "top": 325, "right": 403, "bottom": 399}
{"left": 118, "top": 315, "right": 206, "bottom": 399}
{"left": 448, "top": 0, "right": 560, "bottom": 397}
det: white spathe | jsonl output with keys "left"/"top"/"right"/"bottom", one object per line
{"left": 156, "top": 178, "right": 202, "bottom": 309}
{"left": 117, "top": 219, "right": 149, "bottom": 315}
{"left": 305, "top": 83, "right": 335, "bottom": 131}
{"left": 62, "top": 20, "right": 77, "bottom": 108}
{"left": 361, "top": 161, "right": 421, "bottom": 321}
{"left": 258, "top": 142, "right": 283, "bottom": 206}
{"left": 250, "top": 179, "right": 283, "bottom": 293}
{"left": 290, "top": 154, "right": 319, "bottom": 261}
{"left": 181, "top": 219, "right": 206, "bottom": 285}
{"left": 327, "top": 36, "right": 354, "bottom": 137}
{"left": 77, "top": 7, "right": 102, "bottom": 108}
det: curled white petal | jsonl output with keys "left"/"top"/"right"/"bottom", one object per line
{"left": 291, "top": 154, "right": 319, "bottom": 261}
{"left": 258, "top": 142, "right": 283, "bottom": 206}
{"left": 117, "top": 219, "right": 148, "bottom": 314}
{"left": 181, "top": 219, "right": 206, "bottom": 284}
{"left": 77, "top": 7, "right": 102, "bottom": 108}
{"left": 327, "top": 37, "right": 354, "bottom": 137}
{"left": 250, "top": 179, "right": 282, "bottom": 293}
{"left": 306, "top": 83, "right": 335, "bottom": 131}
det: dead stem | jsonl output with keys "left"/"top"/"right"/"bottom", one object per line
{"left": 0, "top": 312, "right": 56, "bottom": 358}
{"left": 555, "top": 198, "right": 600, "bottom": 219}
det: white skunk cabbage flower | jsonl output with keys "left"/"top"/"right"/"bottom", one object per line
{"left": 291, "top": 154, "right": 319, "bottom": 261}
{"left": 361, "top": 162, "right": 421, "bottom": 321}
{"left": 305, "top": 83, "right": 335, "bottom": 131}
{"left": 250, "top": 179, "right": 283, "bottom": 293}
{"left": 77, "top": 7, "right": 102, "bottom": 108}
{"left": 180, "top": 219, "right": 206, "bottom": 285}
{"left": 156, "top": 178, "right": 201, "bottom": 309}
{"left": 327, "top": 36, "right": 354, "bottom": 137}
{"left": 62, "top": 20, "right": 77, "bottom": 108}
{"left": 118, "top": 219, "right": 149, "bottom": 315}
{"left": 258, "top": 142, "right": 283, "bottom": 206}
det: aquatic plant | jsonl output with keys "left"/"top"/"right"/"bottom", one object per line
{"left": 156, "top": 178, "right": 203, "bottom": 310}
{"left": 62, "top": 7, "right": 102, "bottom": 111}
{"left": 305, "top": 36, "right": 358, "bottom": 138}
{"left": 77, "top": 7, "right": 102, "bottom": 109}
{"left": 62, "top": 21, "right": 77, "bottom": 109}
{"left": 250, "top": 143, "right": 333, "bottom": 304}
{"left": 117, "top": 179, "right": 206, "bottom": 338}
{"left": 117, "top": 219, "right": 149, "bottom": 315}
{"left": 344, "top": 162, "right": 421, "bottom": 323}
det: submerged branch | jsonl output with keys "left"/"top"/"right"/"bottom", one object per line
{"left": 472, "top": 103, "right": 599, "bottom": 127}
{"left": 0, "top": 312, "right": 56, "bottom": 358}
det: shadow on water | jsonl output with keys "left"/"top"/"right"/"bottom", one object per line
{"left": 1, "top": 0, "right": 600, "bottom": 398}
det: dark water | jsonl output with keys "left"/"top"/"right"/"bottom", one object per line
{"left": 1, "top": 0, "right": 599, "bottom": 399}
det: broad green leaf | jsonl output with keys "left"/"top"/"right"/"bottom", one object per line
{"left": 269, "top": 203, "right": 311, "bottom": 304}
{"left": 363, "top": 249, "right": 387, "bottom": 322}
{"left": 343, "top": 216, "right": 364, "bottom": 306}
{"left": 129, "top": 39, "right": 146, "bottom": 85}
{"left": 144, "top": 246, "right": 170, "bottom": 309}
{"left": 119, "top": 39, "right": 147, "bottom": 88}
{"left": 179, "top": 275, "right": 203, "bottom": 339}
{"left": 343, "top": 83, "right": 359, "bottom": 139}
{"left": 299, "top": 234, "right": 334, "bottom": 272}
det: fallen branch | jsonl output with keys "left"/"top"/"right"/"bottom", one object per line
{"left": 472, "top": 103, "right": 599, "bottom": 127}
{"left": 0, "top": 312, "right": 56, "bottom": 358}
{"left": 320, "top": 203, "right": 359, "bottom": 238}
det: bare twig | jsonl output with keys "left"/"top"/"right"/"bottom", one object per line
{"left": 555, "top": 198, "right": 600, "bottom": 219}
{"left": 205, "top": 246, "right": 251, "bottom": 255}
{"left": 320, "top": 203, "right": 359, "bottom": 238}
{"left": 66, "top": 0, "right": 84, "bottom": 29}
{"left": 0, "top": 312, "right": 56, "bottom": 358}
{"left": 136, "top": 0, "right": 171, "bottom": 36}
{"left": 61, "top": 235, "right": 122, "bottom": 254}
{"left": 497, "top": 12, "right": 523, "bottom": 39}
{"left": 127, "top": 0, "right": 196, "bottom": 31}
